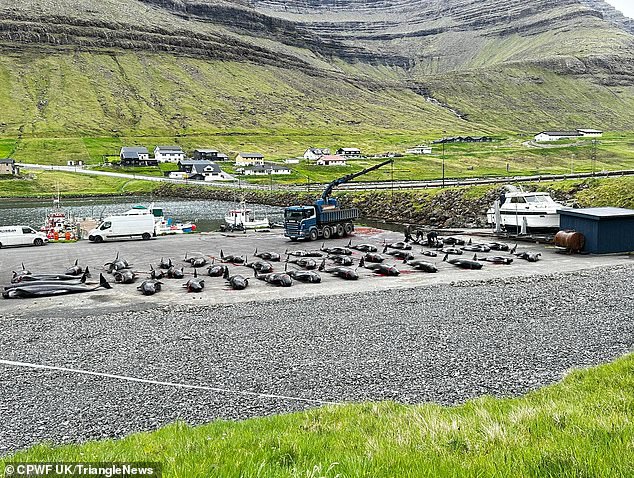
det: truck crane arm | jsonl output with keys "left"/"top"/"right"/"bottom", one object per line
{"left": 321, "top": 158, "right": 393, "bottom": 202}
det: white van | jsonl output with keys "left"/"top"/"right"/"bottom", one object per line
{"left": 88, "top": 214, "right": 156, "bottom": 243}
{"left": 0, "top": 226, "right": 49, "bottom": 248}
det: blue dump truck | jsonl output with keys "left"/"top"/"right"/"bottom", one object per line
{"left": 284, "top": 159, "right": 393, "bottom": 241}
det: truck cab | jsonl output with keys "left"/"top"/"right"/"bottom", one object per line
{"left": 284, "top": 206, "right": 317, "bottom": 241}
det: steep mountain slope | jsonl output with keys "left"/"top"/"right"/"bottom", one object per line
{"left": 0, "top": 0, "right": 633, "bottom": 137}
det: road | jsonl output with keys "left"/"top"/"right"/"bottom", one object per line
{"left": 19, "top": 163, "right": 634, "bottom": 193}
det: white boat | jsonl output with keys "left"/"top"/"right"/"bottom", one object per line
{"left": 224, "top": 202, "right": 270, "bottom": 229}
{"left": 123, "top": 204, "right": 196, "bottom": 235}
{"left": 486, "top": 186, "right": 570, "bottom": 230}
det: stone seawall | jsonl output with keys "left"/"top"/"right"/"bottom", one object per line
{"left": 152, "top": 184, "right": 500, "bottom": 228}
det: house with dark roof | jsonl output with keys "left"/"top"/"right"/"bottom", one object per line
{"left": 235, "top": 152, "right": 265, "bottom": 166}
{"left": 119, "top": 147, "right": 157, "bottom": 167}
{"left": 336, "top": 147, "right": 362, "bottom": 158}
{"left": 534, "top": 131, "right": 583, "bottom": 142}
{"left": 303, "top": 148, "right": 331, "bottom": 161}
{"left": 236, "top": 162, "right": 291, "bottom": 176}
{"left": 154, "top": 146, "right": 185, "bottom": 163}
{"left": 171, "top": 160, "right": 234, "bottom": 181}
{"left": 193, "top": 149, "right": 229, "bottom": 161}
{"left": 0, "top": 158, "right": 19, "bottom": 175}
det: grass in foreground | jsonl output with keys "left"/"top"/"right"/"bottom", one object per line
{"left": 4, "top": 354, "right": 634, "bottom": 477}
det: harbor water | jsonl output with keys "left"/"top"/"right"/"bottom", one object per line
{"left": 0, "top": 197, "right": 285, "bottom": 233}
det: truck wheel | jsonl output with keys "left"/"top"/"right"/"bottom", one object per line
{"left": 94, "top": 235, "right": 104, "bottom": 243}
{"left": 322, "top": 226, "right": 331, "bottom": 240}
{"left": 142, "top": 233, "right": 151, "bottom": 240}
{"left": 308, "top": 229, "right": 318, "bottom": 241}
{"left": 344, "top": 222, "right": 354, "bottom": 235}
{"left": 335, "top": 224, "right": 344, "bottom": 237}
{"left": 0, "top": 242, "right": 3, "bottom": 249}
{"left": 34, "top": 238, "right": 44, "bottom": 246}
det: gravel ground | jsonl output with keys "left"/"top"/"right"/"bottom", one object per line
{"left": 1, "top": 265, "right": 633, "bottom": 454}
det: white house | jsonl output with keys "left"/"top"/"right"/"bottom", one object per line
{"left": 284, "top": 158, "right": 301, "bottom": 164}
{"left": 237, "top": 163, "right": 292, "bottom": 176}
{"left": 577, "top": 129, "right": 603, "bottom": 138}
{"left": 406, "top": 145, "right": 433, "bottom": 155}
{"left": 235, "top": 152, "right": 265, "bottom": 166}
{"left": 316, "top": 155, "right": 347, "bottom": 166}
{"left": 303, "top": 148, "right": 331, "bottom": 161}
{"left": 534, "top": 131, "right": 582, "bottom": 142}
{"left": 173, "top": 160, "right": 234, "bottom": 181}
{"left": 154, "top": 146, "right": 186, "bottom": 163}
{"left": 336, "top": 147, "right": 362, "bottom": 158}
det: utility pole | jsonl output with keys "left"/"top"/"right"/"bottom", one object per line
{"left": 442, "top": 130, "right": 447, "bottom": 188}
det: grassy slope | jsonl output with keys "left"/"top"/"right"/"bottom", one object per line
{"left": 4, "top": 353, "right": 633, "bottom": 477}
{"left": 0, "top": 171, "right": 158, "bottom": 197}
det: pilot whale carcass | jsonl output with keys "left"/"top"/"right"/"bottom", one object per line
{"left": 138, "top": 280, "right": 163, "bottom": 296}
{"left": 359, "top": 257, "right": 399, "bottom": 276}
{"left": 3, "top": 274, "right": 112, "bottom": 299}
{"left": 223, "top": 269, "right": 249, "bottom": 290}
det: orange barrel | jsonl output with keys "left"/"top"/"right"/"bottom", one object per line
{"left": 65, "top": 231, "right": 71, "bottom": 241}
{"left": 53, "top": 231, "right": 59, "bottom": 241}
{"left": 554, "top": 230, "right": 585, "bottom": 253}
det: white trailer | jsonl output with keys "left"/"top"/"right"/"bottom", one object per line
{"left": 88, "top": 214, "right": 156, "bottom": 243}
{"left": 0, "top": 226, "right": 49, "bottom": 248}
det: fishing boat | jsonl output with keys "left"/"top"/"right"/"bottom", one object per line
{"left": 486, "top": 186, "right": 570, "bottom": 230}
{"left": 224, "top": 201, "right": 270, "bottom": 230}
{"left": 40, "top": 194, "right": 79, "bottom": 240}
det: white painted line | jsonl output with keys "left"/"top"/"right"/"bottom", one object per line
{"left": 0, "top": 359, "right": 340, "bottom": 405}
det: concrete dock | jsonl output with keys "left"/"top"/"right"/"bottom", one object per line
{"left": 0, "top": 227, "right": 631, "bottom": 318}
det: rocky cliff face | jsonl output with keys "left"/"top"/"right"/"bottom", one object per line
{"left": 579, "top": 0, "right": 634, "bottom": 34}
{"left": 1, "top": 0, "right": 631, "bottom": 72}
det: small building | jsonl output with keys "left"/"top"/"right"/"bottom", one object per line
{"left": 193, "top": 149, "right": 229, "bottom": 161}
{"left": 235, "top": 152, "right": 265, "bottom": 166}
{"left": 315, "top": 155, "right": 347, "bottom": 166}
{"left": 284, "top": 158, "right": 301, "bottom": 164}
{"left": 336, "top": 148, "right": 362, "bottom": 158}
{"left": 237, "top": 163, "right": 292, "bottom": 176}
{"left": 154, "top": 146, "right": 186, "bottom": 163}
{"left": 534, "top": 131, "right": 582, "bottom": 142}
{"left": 558, "top": 207, "right": 634, "bottom": 254}
{"left": 303, "top": 148, "right": 331, "bottom": 161}
{"left": 175, "top": 160, "right": 233, "bottom": 181}
{"left": 119, "top": 147, "right": 156, "bottom": 167}
{"left": 0, "top": 158, "right": 18, "bottom": 176}
{"left": 406, "top": 145, "right": 433, "bottom": 155}
{"left": 577, "top": 129, "right": 603, "bottom": 138}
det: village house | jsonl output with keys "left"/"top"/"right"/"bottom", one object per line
{"left": 154, "top": 146, "right": 186, "bottom": 163}
{"left": 336, "top": 147, "right": 362, "bottom": 158}
{"left": 237, "top": 162, "right": 292, "bottom": 176}
{"left": 576, "top": 129, "right": 603, "bottom": 138}
{"left": 315, "top": 155, "right": 347, "bottom": 166}
{"left": 303, "top": 148, "right": 331, "bottom": 161}
{"left": 235, "top": 152, "right": 265, "bottom": 166}
{"left": 406, "top": 145, "right": 433, "bottom": 155}
{"left": 534, "top": 131, "right": 582, "bottom": 142}
{"left": 284, "top": 158, "right": 301, "bottom": 164}
{"left": 171, "top": 160, "right": 233, "bottom": 181}
{"left": 0, "top": 158, "right": 19, "bottom": 176}
{"left": 193, "top": 149, "right": 229, "bottom": 161}
{"left": 119, "top": 147, "right": 157, "bottom": 167}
